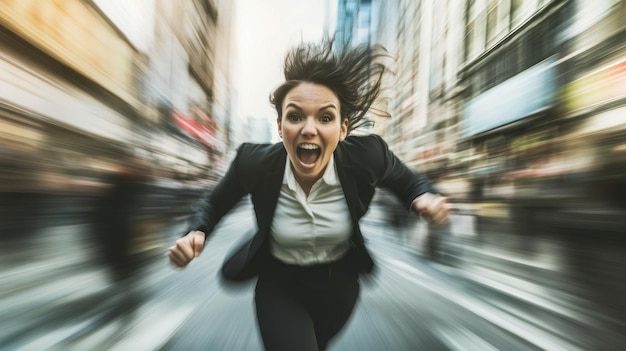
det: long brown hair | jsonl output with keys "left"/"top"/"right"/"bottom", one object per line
{"left": 270, "top": 37, "right": 390, "bottom": 132}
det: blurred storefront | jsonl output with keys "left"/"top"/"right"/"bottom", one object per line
{"left": 457, "top": 0, "right": 626, "bottom": 229}
{"left": 458, "top": 0, "right": 569, "bottom": 211}
{"left": 557, "top": 24, "right": 626, "bottom": 212}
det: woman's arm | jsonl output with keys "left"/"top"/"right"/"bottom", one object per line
{"left": 374, "top": 135, "right": 449, "bottom": 224}
{"left": 168, "top": 145, "right": 250, "bottom": 268}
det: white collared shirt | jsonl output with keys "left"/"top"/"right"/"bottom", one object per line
{"left": 270, "top": 154, "right": 352, "bottom": 265}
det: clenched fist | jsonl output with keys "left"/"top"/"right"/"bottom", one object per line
{"left": 167, "top": 230, "right": 206, "bottom": 268}
{"left": 412, "top": 192, "right": 450, "bottom": 225}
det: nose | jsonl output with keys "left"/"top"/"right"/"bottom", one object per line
{"left": 301, "top": 117, "right": 317, "bottom": 136}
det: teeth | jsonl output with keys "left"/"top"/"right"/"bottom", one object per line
{"left": 298, "top": 144, "right": 320, "bottom": 150}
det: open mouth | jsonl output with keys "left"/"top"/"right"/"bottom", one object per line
{"left": 297, "top": 143, "right": 321, "bottom": 166}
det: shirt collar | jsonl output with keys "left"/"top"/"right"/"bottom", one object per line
{"left": 283, "top": 154, "right": 339, "bottom": 191}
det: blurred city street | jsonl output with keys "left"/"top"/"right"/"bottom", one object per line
{"left": 2, "top": 194, "right": 624, "bottom": 350}
{"left": 2, "top": 0, "right": 626, "bottom": 350}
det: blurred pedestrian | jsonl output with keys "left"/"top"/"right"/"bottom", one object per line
{"left": 167, "top": 37, "right": 449, "bottom": 351}
{"left": 92, "top": 158, "right": 147, "bottom": 311}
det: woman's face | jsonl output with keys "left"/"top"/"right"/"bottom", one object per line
{"left": 278, "top": 82, "right": 348, "bottom": 187}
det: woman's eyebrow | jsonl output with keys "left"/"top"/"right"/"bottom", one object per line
{"left": 284, "top": 103, "right": 302, "bottom": 110}
{"left": 284, "top": 103, "right": 338, "bottom": 111}
{"left": 319, "top": 104, "right": 338, "bottom": 111}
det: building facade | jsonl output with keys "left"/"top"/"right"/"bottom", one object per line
{"left": 0, "top": 0, "right": 143, "bottom": 195}
{"left": 349, "top": 0, "right": 625, "bottom": 217}
{"left": 459, "top": 0, "right": 626, "bottom": 218}
{"left": 0, "top": 0, "right": 236, "bottom": 194}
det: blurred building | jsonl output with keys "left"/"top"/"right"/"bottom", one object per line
{"left": 372, "top": 0, "right": 465, "bottom": 181}
{"left": 350, "top": 0, "right": 626, "bottom": 229}
{"left": 120, "top": 0, "right": 233, "bottom": 181}
{"left": 556, "top": 0, "right": 626, "bottom": 213}
{"left": 340, "top": 0, "right": 466, "bottom": 188}
{"left": 336, "top": 0, "right": 373, "bottom": 48}
{"left": 335, "top": 0, "right": 383, "bottom": 138}
{"left": 0, "top": 0, "right": 141, "bottom": 196}
{"left": 457, "top": 0, "right": 571, "bottom": 211}
{"left": 456, "top": 0, "right": 626, "bottom": 224}
{"left": 0, "top": 0, "right": 236, "bottom": 196}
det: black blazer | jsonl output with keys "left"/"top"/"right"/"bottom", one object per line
{"left": 186, "top": 134, "right": 435, "bottom": 281}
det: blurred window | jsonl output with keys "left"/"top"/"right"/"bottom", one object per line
{"left": 510, "top": 0, "right": 524, "bottom": 28}
{"left": 466, "top": 22, "right": 475, "bottom": 62}
{"left": 485, "top": 58, "right": 496, "bottom": 90}
{"left": 520, "top": 35, "right": 530, "bottom": 70}
{"left": 466, "top": 0, "right": 480, "bottom": 61}
{"left": 504, "top": 44, "right": 516, "bottom": 78}
{"left": 486, "top": 0, "right": 499, "bottom": 46}
{"left": 472, "top": 69, "right": 485, "bottom": 99}
{"left": 495, "top": 51, "right": 506, "bottom": 85}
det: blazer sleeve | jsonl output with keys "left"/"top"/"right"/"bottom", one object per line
{"left": 374, "top": 135, "right": 438, "bottom": 209}
{"left": 184, "top": 144, "right": 250, "bottom": 238}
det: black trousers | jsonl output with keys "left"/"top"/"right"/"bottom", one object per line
{"left": 255, "top": 255, "right": 360, "bottom": 351}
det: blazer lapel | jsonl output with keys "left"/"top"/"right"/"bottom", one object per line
{"left": 334, "top": 145, "right": 365, "bottom": 228}
{"left": 254, "top": 145, "right": 287, "bottom": 235}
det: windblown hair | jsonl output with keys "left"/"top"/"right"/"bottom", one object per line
{"left": 270, "top": 37, "right": 390, "bottom": 132}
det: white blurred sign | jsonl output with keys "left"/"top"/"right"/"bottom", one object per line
{"left": 449, "top": 214, "right": 477, "bottom": 237}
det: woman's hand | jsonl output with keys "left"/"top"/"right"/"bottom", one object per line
{"left": 412, "top": 193, "right": 450, "bottom": 225}
{"left": 167, "top": 230, "right": 206, "bottom": 268}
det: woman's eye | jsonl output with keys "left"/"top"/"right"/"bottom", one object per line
{"left": 287, "top": 113, "right": 301, "bottom": 121}
{"left": 320, "top": 115, "right": 333, "bottom": 123}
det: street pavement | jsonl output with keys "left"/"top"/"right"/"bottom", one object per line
{"left": 1, "top": 200, "right": 624, "bottom": 350}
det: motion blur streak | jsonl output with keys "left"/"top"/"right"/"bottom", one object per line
{"left": 1, "top": 0, "right": 626, "bottom": 350}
